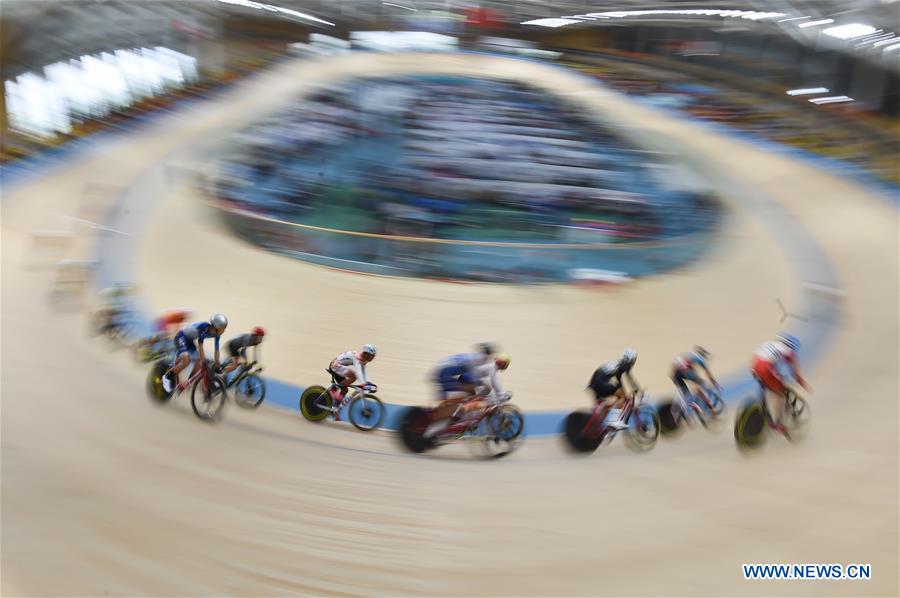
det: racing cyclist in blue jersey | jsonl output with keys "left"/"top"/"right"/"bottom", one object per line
{"left": 425, "top": 344, "right": 509, "bottom": 439}
{"left": 670, "top": 345, "right": 721, "bottom": 414}
{"left": 162, "top": 313, "right": 228, "bottom": 393}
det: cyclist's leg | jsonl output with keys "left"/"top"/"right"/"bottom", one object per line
{"left": 222, "top": 342, "right": 241, "bottom": 374}
{"left": 164, "top": 334, "right": 194, "bottom": 391}
{"left": 686, "top": 371, "right": 713, "bottom": 410}
{"left": 754, "top": 361, "right": 788, "bottom": 429}
{"left": 672, "top": 370, "right": 692, "bottom": 410}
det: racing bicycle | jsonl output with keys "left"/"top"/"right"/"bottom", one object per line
{"left": 398, "top": 392, "right": 524, "bottom": 457}
{"left": 147, "top": 358, "right": 227, "bottom": 422}
{"left": 734, "top": 382, "right": 810, "bottom": 450}
{"left": 299, "top": 370, "right": 385, "bottom": 431}
{"left": 563, "top": 385, "right": 659, "bottom": 453}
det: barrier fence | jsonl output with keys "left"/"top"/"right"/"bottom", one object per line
{"left": 210, "top": 199, "right": 715, "bottom": 283}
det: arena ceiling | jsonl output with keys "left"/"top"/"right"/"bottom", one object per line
{"left": 2, "top": 0, "right": 898, "bottom": 71}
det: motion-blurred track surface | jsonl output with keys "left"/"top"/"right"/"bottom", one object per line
{"left": 2, "top": 55, "right": 897, "bottom": 596}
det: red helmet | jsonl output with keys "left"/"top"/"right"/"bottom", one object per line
{"left": 252, "top": 326, "right": 265, "bottom": 338}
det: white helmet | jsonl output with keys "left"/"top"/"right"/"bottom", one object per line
{"left": 622, "top": 347, "right": 637, "bottom": 364}
{"left": 362, "top": 343, "right": 377, "bottom": 357}
{"left": 210, "top": 313, "right": 228, "bottom": 330}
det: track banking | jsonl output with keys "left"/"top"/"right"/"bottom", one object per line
{"left": 743, "top": 563, "right": 871, "bottom": 581}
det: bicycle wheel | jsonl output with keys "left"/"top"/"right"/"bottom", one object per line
{"left": 706, "top": 390, "right": 726, "bottom": 417}
{"left": 785, "top": 394, "right": 811, "bottom": 440}
{"left": 105, "top": 322, "right": 135, "bottom": 351}
{"left": 147, "top": 360, "right": 174, "bottom": 403}
{"left": 563, "top": 411, "right": 602, "bottom": 453}
{"left": 299, "top": 385, "right": 332, "bottom": 422}
{"left": 191, "top": 375, "right": 227, "bottom": 422}
{"left": 487, "top": 405, "right": 525, "bottom": 441}
{"left": 233, "top": 373, "right": 266, "bottom": 409}
{"left": 734, "top": 399, "right": 767, "bottom": 450}
{"left": 398, "top": 407, "right": 432, "bottom": 453}
{"left": 625, "top": 405, "right": 659, "bottom": 451}
{"left": 656, "top": 400, "right": 682, "bottom": 435}
{"left": 348, "top": 394, "right": 385, "bottom": 431}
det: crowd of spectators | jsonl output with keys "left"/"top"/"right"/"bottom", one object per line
{"left": 569, "top": 59, "right": 899, "bottom": 186}
{"left": 213, "top": 76, "right": 719, "bottom": 245}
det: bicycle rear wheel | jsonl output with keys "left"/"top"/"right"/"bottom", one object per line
{"left": 299, "top": 385, "right": 332, "bottom": 422}
{"left": 656, "top": 400, "right": 682, "bottom": 435}
{"left": 234, "top": 373, "right": 266, "bottom": 409}
{"left": 147, "top": 360, "right": 174, "bottom": 403}
{"left": 734, "top": 399, "right": 767, "bottom": 450}
{"left": 563, "top": 412, "right": 602, "bottom": 453}
{"left": 398, "top": 407, "right": 432, "bottom": 453}
{"left": 191, "top": 375, "right": 227, "bottom": 422}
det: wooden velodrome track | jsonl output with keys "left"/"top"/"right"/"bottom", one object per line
{"left": 2, "top": 54, "right": 897, "bottom": 595}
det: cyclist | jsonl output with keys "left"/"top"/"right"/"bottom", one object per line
{"left": 432, "top": 343, "right": 497, "bottom": 401}
{"left": 328, "top": 344, "right": 377, "bottom": 420}
{"left": 154, "top": 308, "right": 193, "bottom": 340}
{"left": 587, "top": 348, "right": 639, "bottom": 431}
{"left": 138, "top": 308, "right": 193, "bottom": 359}
{"left": 424, "top": 352, "right": 511, "bottom": 439}
{"left": 750, "top": 332, "right": 810, "bottom": 436}
{"left": 95, "top": 283, "right": 133, "bottom": 335}
{"left": 162, "top": 314, "right": 228, "bottom": 393}
{"left": 223, "top": 327, "right": 265, "bottom": 374}
{"left": 671, "top": 345, "right": 721, "bottom": 415}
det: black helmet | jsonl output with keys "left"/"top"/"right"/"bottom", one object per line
{"left": 476, "top": 342, "right": 497, "bottom": 356}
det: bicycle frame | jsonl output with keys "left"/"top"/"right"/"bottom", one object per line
{"left": 226, "top": 360, "right": 262, "bottom": 389}
{"left": 581, "top": 389, "right": 643, "bottom": 440}
{"left": 439, "top": 395, "right": 510, "bottom": 438}
{"left": 312, "top": 382, "right": 365, "bottom": 414}
{"left": 177, "top": 360, "right": 215, "bottom": 396}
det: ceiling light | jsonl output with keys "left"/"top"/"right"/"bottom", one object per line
{"left": 581, "top": 9, "right": 784, "bottom": 21}
{"left": 778, "top": 16, "right": 811, "bottom": 22}
{"left": 809, "top": 95, "right": 853, "bottom": 104}
{"left": 216, "top": 0, "right": 334, "bottom": 26}
{"left": 822, "top": 23, "right": 877, "bottom": 39}
{"left": 786, "top": 87, "right": 829, "bottom": 96}
{"left": 873, "top": 35, "right": 898, "bottom": 46}
{"left": 799, "top": 19, "right": 835, "bottom": 28}
{"left": 521, "top": 18, "right": 582, "bottom": 27}
{"left": 382, "top": 2, "right": 417, "bottom": 10}
{"left": 884, "top": 43, "right": 900, "bottom": 52}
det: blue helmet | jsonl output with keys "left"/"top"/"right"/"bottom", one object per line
{"left": 777, "top": 332, "right": 801, "bottom": 352}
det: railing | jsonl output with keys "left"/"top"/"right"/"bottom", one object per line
{"left": 209, "top": 199, "right": 715, "bottom": 283}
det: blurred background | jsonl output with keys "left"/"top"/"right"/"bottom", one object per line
{"left": 3, "top": 0, "right": 897, "bottom": 283}
{"left": 2, "top": 1, "right": 898, "bottom": 595}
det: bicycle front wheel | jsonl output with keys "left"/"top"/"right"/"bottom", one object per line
{"left": 191, "top": 375, "right": 227, "bottom": 422}
{"left": 348, "top": 394, "right": 385, "bottom": 431}
{"left": 487, "top": 405, "right": 524, "bottom": 441}
{"left": 234, "top": 373, "right": 266, "bottom": 409}
{"left": 624, "top": 405, "right": 659, "bottom": 451}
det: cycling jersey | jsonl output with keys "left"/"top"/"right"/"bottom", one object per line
{"left": 751, "top": 340, "right": 799, "bottom": 394}
{"left": 434, "top": 353, "right": 492, "bottom": 395}
{"left": 330, "top": 350, "right": 369, "bottom": 385}
{"left": 673, "top": 351, "right": 707, "bottom": 374}
{"left": 588, "top": 358, "right": 633, "bottom": 400}
{"left": 227, "top": 333, "right": 261, "bottom": 358}
{"left": 174, "top": 322, "right": 221, "bottom": 357}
